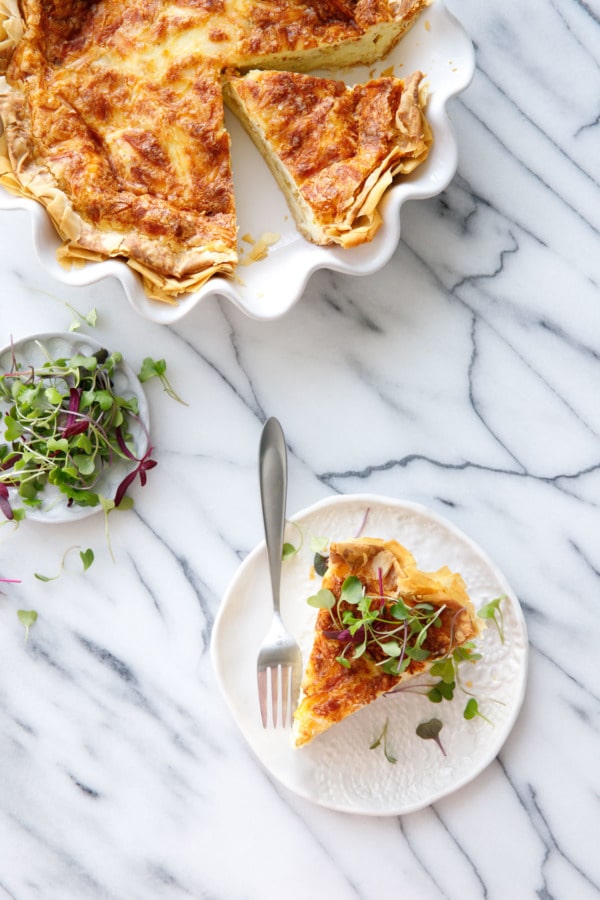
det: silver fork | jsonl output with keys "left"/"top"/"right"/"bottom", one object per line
{"left": 256, "top": 417, "right": 302, "bottom": 728}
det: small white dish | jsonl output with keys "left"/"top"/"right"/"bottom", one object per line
{"left": 0, "top": 332, "right": 149, "bottom": 523}
{"left": 0, "top": 0, "right": 475, "bottom": 324}
{"left": 211, "top": 494, "right": 528, "bottom": 816}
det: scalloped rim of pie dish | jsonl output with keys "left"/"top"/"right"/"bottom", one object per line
{"left": 0, "top": 0, "right": 475, "bottom": 323}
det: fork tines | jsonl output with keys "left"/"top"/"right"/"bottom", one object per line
{"left": 258, "top": 664, "right": 295, "bottom": 728}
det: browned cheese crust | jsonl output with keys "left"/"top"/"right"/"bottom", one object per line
{"left": 292, "top": 538, "right": 482, "bottom": 748}
{"left": 225, "top": 68, "right": 431, "bottom": 246}
{"left": 0, "top": 0, "right": 431, "bottom": 300}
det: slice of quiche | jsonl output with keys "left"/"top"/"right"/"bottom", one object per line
{"left": 224, "top": 68, "right": 432, "bottom": 247}
{"left": 292, "top": 538, "right": 483, "bottom": 748}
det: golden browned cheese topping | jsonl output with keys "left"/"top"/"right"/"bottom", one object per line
{"left": 0, "top": 0, "right": 430, "bottom": 295}
{"left": 228, "top": 70, "right": 428, "bottom": 226}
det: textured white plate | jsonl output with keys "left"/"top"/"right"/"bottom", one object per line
{"left": 0, "top": 332, "right": 149, "bottom": 523}
{"left": 0, "top": 0, "right": 474, "bottom": 324}
{"left": 211, "top": 494, "right": 528, "bottom": 815}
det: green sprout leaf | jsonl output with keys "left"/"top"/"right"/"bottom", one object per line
{"left": 340, "top": 575, "right": 363, "bottom": 605}
{"left": 80, "top": 548, "right": 95, "bottom": 571}
{"left": 138, "top": 357, "right": 188, "bottom": 405}
{"left": 307, "top": 588, "right": 336, "bottom": 609}
{"left": 66, "top": 303, "right": 98, "bottom": 329}
{"left": 464, "top": 697, "right": 493, "bottom": 725}
{"left": 309, "top": 534, "right": 329, "bottom": 555}
{"left": 313, "top": 553, "right": 329, "bottom": 577}
{"left": 478, "top": 595, "right": 506, "bottom": 644}
{"left": 370, "top": 718, "right": 397, "bottom": 764}
{"left": 416, "top": 718, "right": 446, "bottom": 756}
{"left": 17, "top": 609, "right": 38, "bottom": 642}
{"left": 35, "top": 545, "right": 95, "bottom": 581}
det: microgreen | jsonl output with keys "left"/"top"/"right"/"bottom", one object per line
{"left": 0, "top": 344, "right": 156, "bottom": 519}
{"left": 464, "top": 697, "right": 493, "bottom": 725}
{"left": 310, "top": 534, "right": 329, "bottom": 576}
{"left": 282, "top": 520, "right": 304, "bottom": 560}
{"left": 313, "top": 552, "right": 329, "bottom": 577}
{"left": 307, "top": 588, "right": 336, "bottom": 609}
{"left": 66, "top": 304, "right": 98, "bottom": 331}
{"left": 138, "top": 357, "right": 187, "bottom": 405}
{"left": 416, "top": 718, "right": 446, "bottom": 756}
{"left": 17, "top": 609, "right": 38, "bottom": 642}
{"left": 34, "top": 545, "right": 95, "bottom": 581}
{"left": 309, "top": 535, "right": 329, "bottom": 555}
{"left": 307, "top": 572, "right": 450, "bottom": 676}
{"left": 478, "top": 595, "right": 506, "bottom": 644}
{"left": 370, "top": 718, "right": 397, "bottom": 764}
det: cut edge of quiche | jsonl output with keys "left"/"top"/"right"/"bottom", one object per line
{"left": 224, "top": 68, "right": 432, "bottom": 248}
{"left": 292, "top": 537, "right": 483, "bottom": 748}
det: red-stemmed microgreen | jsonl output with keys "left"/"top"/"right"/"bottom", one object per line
{"left": 138, "top": 357, "right": 188, "bottom": 406}
{"left": 113, "top": 425, "right": 157, "bottom": 507}
{"left": 0, "top": 344, "right": 156, "bottom": 518}
{"left": 370, "top": 718, "right": 397, "bottom": 764}
{"left": 416, "top": 718, "right": 446, "bottom": 755}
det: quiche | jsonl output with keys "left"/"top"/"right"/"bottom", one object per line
{"left": 292, "top": 537, "right": 483, "bottom": 748}
{"left": 0, "top": 0, "right": 431, "bottom": 301}
{"left": 224, "top": 69, "right": 431, "bottom": 247}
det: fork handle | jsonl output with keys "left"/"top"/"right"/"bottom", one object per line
{"left": 259, "top": 417, "right": 288, "bottom": 614}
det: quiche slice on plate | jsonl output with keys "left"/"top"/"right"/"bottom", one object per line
{"left": 224, "top": 68, "right": 432, "bottom": 247}
{"left": 292, "top": 538, "right": 483, "bottom": 748}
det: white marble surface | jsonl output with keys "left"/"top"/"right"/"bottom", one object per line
{"left": 0, "top": 0, "right": 599, "bottom": 897}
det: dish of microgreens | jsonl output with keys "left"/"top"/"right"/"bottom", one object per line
{"left": 0, "top": 332, "right": 151, "bottom": 523}
{"left": 211, "top": 494, "right": 528, "bottom": 816}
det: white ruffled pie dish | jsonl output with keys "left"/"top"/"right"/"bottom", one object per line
{"left": 0, "top": 0, "right": 475, "bottom": 324}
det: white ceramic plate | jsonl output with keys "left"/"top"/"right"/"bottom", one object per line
{"left": 0, "top": 0, "right": 474, "bottom": 324}
{"left": 0, "top": 332, "right": 149, "bottom": 523}
{"left": 211, "top": 494, "right": 528, "bottom": 816}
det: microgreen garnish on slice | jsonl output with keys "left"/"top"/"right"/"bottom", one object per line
{"left": 307, "top": 573, "right": 450, "bottom": 676}
{"left": 416, "top": 718, "right": 446, "bottom": 756}
{"left": 464, "top": 698, "right": 493, "bottom": 725}
{"left": 478, "top": 596, "right": 506, "bottom": 644}
{"left": 307, "top": 588, "right": 336, "bottom": 609}
{"left": 370, "top": 718, "right": 397, "bottom": 764}
{"left": 313, "top": 552, "right": 329, "bottom": 577}
{"left": 0, "top": 344, "right": 155, "bottom": 518}
{"left": 138, "top": 357, "right": 187, "bottom": 406}
{"left": 309, "top": 534, "right": 329, "bottom": 576}
{"left": 17, "top": 609, "right": 38, "bottom": 642}
{"left": 34, "top": 545, "right": 95, "bottom": 581}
